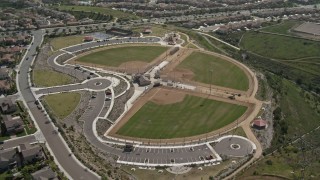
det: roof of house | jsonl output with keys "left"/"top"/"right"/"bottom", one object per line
{"left": 3, "top": 115, "right": 23, "bottom": 129}
{"left": 31, "top": 166, "right": 58, "bottom": 180}
{"left": 21, "top": 145, "right": 42, "bottom": 159}
{"left": 0, "top": 80, "right": 10, "bottom": 90}
{"left": 0, "top": 68, "right": 10, "bottom": 76}
{"left": 0, "top": 148, "right": 18, "bottom": 163}
{"left": 253, "top": 119, "right": 267, "bottom": 127}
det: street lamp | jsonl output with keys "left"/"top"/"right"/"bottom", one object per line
{"left": 209, "top": 69, "right": 213, "bottom": 95}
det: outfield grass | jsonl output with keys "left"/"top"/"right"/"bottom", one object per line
{"left": 56, "top": 5, "right": 138, "bottom": 20}
{"left": 76, "top": 46, "right": 168, "bottom": 67}
{"left": 261, "top": 20, "right": 301, "bottom": 35}
{"left": 33, "top": 70, "right": 73, "bottom": 87}
{"left": 116, "top": 95, "right": 247, "bottom": 139}
{"left": 240, "top": 32, "right": 320, "bottom": 60}
{"left": 178, "top": 52, "right": 249, "bottom": 91}
{"left": 50, "top": 35, "right": 84, "bottom": 50}
{"left": 44, "top": 92, "right": 81, "bottom": 119}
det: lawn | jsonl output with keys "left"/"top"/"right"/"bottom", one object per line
{"left": 177, "top": 52, "right": 249, "bottom": 91}
{"left": 50, "top": 35, "right": 84, "bottom": 50}
{"left": 56, "top": 5, "right": 138, "bottom": 20}
{"left": 240, "top": 32, "right": 320, "bottom": 60}
{"left": 116, "top": 95, "right": 247, "bottom": 139}
{"left": 261, "top": 20, "right": 301, "bottom": 35}
{"left": 133, "top": 26, "right": 168, "bottom": 37}
{"left": 44, "top": 92, "right": 81, "bottom": 119}
{"left": 76, "top": 46, "right": 168, "bottom": 67}
{"left": 33, "top": 69, "right": 73, "bottom": 87}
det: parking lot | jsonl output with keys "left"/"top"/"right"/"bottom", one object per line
{"left": 118, "top": 144, "right": 218, "bottom": 166}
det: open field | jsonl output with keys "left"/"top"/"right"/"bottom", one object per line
{"left": 50, "top": 35, "right": 84, "bottom": 50}
{"left": 76, "top": 46, "right": 168, "bottom": 67}
{"left": 133, "top": 26, "right": 168, "bottom": 37}
{"left": 116, "top": 89, "right": 247, "bottom": 139}
{"left": 261, "top": 20, "right": 301, "bottom": 35}
{"left": 56, "top": 5, "right": 138, "bottom": 20}
{"left": 44, "top": 92, "right": 81, "bottom": 119}
{"left": 33, "top": 69, "right": 73, "bottom": 87}
{"left": 175, "top": 52, "right": 249, "bottom": 91}
{"left": 240, "top": 32, "right": 320, "bottom": 60}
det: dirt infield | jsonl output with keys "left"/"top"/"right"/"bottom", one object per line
{"left": 107, "top": 87, "right": 255, "bottom": 144}
{"left": 68, "top": 44, "right": 174, "bottom": 74}
{"left": 161, "top": 48, "right": 255, "bottom": 97}
{"left": 150, "top": 88, "right": 186, "bottom": 105}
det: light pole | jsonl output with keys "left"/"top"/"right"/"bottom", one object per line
{"left": 209, "top": 69, "right": 213, "bottom": 95}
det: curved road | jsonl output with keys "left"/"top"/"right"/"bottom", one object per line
{"left": 18, "top": 30, "right": 258, "bottom": 178}
{"left": 17, "top": 30, "right": 100, "bottom": 180}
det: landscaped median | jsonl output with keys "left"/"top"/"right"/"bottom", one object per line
{"left": 43, "top": 92, "right": 81, "bottom": 120}
{"left": 33, "top": 69, "right": 73, "bottom": 87}
{"left": 50, "top": 35, "right": 85, "bottom": 51}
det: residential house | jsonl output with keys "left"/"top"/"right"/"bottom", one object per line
{"left": 2, "top": 115, "right": 24, "bottom": 135}
{"left": 20, "top": 144, "right": 43, "bottom": 164}
{"left": 0, "top": 98, "right": 17, "bottom": 114}
{"left": 0, "top": 80, "right": 11, "bottom": 95}
{"left": 0, "top": 54, "right": 15, "bottom": 64}
{"left": 0, "top": 147, "right": 20, "bottom": 172}
{"left": 31, "top": 166, "right": 58, "bottom": 180}
{"left": 0, "top": 68, "right": 12, "bottom": 80}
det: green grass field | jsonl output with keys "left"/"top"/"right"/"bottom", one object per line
{"left": 56, "top": 5, "right": 138, "bottom": 20}
{"left": 50, "top": 35, "right": 84, "bottom": 50}
{"left": 76, "top": 46, "right": 168, "bottom": 67}
{"left": 261, "top": 20, "right": 301, "bottom": 35}
{"left": 116, "top": 95, "right": 247, "bottom": 139}
{"left": 240, "top": 32, "right": 320, "bottom": 60}
{"left": 33, "top": 70, "right": 73, "bottom": 87}
{"left": 44, "top": 92, "right": 81, "bottom": 119}
{"left": 178, "top": 52, "right": 249, "bottom": 91}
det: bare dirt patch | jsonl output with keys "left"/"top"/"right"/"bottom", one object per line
{"left": 167, "top": 67, "right": 194, "bottom": 80}
{"left": 150, "top": 88, "right": 186, "bottom": 105}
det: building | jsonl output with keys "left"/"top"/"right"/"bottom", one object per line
{"left": 0, "top": 68, "right": 12, "bottom": 80}
{"left": 0, "top": 80, "right": 11, "bottom": 95}
{"left": 0, "top": 148, "right": 20, "bottom": 172}
{"left": 2, "top": 115, "right": 24, "bottom": 135}
{"left": 0, "top": 98, "right": 17, "bottom": 114}
{"left": 138, "top": 76, "right": 151, "bottom": 86}
{"left": 252, "top": 119, "right": 267, "bottom": 130}
{"left": 31, "top": 166, "right": 58, "bottom": 180}
{"left": 84, "top": 36, "right": 94, "bottom": 42}
{"left": 142, "top": 27, "right": 152, "bottom": 34}
{"left": 20, "top": 144, "right": 43, "bottom": 164}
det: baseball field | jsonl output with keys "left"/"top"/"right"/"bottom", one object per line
{"left": 75, "top": 46, "right": 168, "bottom": 67}
{"left": 175, "top": 52, "right": 249, "bottom": 91}
{"left": 115, "top": 89, "right": 247, "bottom": 139}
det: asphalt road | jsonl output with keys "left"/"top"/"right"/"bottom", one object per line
{"left": 16, "top": 28, "right": 257, "bottom": 177}
{"left": 35, "top": 78, "right": 111, "bottom": 95}
{"left": 18, "top": 30, "right": 100, "bottom": 180}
